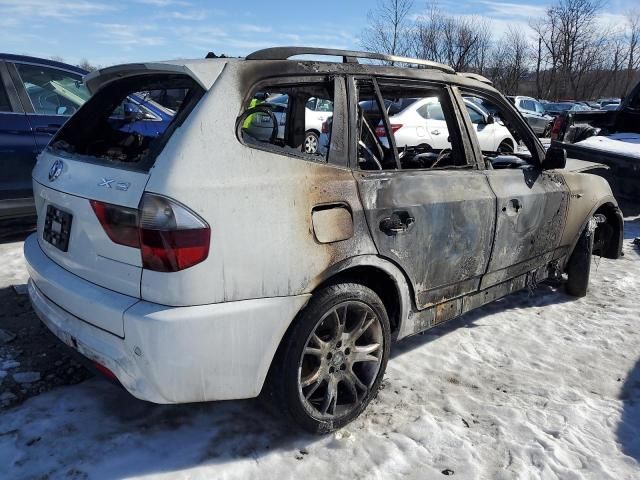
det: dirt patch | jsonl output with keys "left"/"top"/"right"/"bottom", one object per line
{"left": 0, "top": 286, "right": 93, "bottom": 409}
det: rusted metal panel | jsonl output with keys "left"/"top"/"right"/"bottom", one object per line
{"left": 356, "top": 169, "right": 496, "bottom": 310}
{"left": 141, "top": 63, "right": 377, "bottom": 306}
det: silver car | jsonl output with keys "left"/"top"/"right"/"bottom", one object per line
{"left": 507, "top": 96, "right": 553, "bottom": 136}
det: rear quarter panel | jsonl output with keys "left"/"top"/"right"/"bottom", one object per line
{"left": 142, "top": 63, "right": 377, "bottom": 306}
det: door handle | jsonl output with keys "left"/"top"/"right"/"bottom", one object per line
{"left": 431, "top": 130, "right": 440, "bottom": 135}
{"left": 380, "top": 212, "right": 415, "bottom": 235}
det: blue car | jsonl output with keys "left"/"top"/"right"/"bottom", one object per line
{"left": 0, "top": 54, "right": 89, "bottom": 219}
{"left": 0, "top": 54, "right": 178, "bottom": 220}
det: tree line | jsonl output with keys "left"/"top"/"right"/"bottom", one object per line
{"left": 361, "top": 0, "right": 640, "bottom": 100}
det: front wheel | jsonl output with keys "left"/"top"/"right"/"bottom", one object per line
{"left": 566, "top": 223, "right": 595, "bottom": 297}
{"left": 269, "top": 283, "right": 391, "bottom": 433}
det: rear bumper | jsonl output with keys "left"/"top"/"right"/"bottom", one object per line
{"left": 25, "top": 234, "right": 310, "bottom": 403}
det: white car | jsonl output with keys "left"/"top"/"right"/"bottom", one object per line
{"left": 381, "top": 97, "right": 516, "bottom": 153}
{"left": 267, "top": 94, "right": 333, "bottom": 154}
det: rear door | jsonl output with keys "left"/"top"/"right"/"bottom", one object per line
{"left": 7, "top": 61, "right": 89, "bottom": 150}
{"left": 0, "top": 61, "right": 38, "bottom": 212}
{"left": 354, "top": 77, "right": 496, "bottom": 309}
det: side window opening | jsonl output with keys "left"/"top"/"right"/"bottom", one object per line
{"left": 240, "top": 81, "right": 335, "bottom": 161}
{"left": 358, "top": 80, "right": 469, "bottom": 171}
{"left": 461, "top": 91, "right": 540, "bottom": 169}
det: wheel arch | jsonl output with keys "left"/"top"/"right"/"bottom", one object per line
{"left": 565, "top": 198, "right": 623, "bottom": 267}
{"left": 260, "top": 256, "right": 413, "bottom": 397}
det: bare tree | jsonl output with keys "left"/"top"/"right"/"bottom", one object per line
{"left": 411, "top": 2, "right": 490, "bottom": 72}
{"left": 487, "top": 27, "right": 530, "bottom": 95}
{"left": 77, "top": 59, "right": 98, "bottom": 72}
{"left": 361, "top": 0, "right": 414, "bottom": 62}
{"left": 622, "top": 10, "right": 640, "bottom": 96}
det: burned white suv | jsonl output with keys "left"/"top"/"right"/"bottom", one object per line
{"left": 24, "top": 47, "right": 623, "bottom": 433}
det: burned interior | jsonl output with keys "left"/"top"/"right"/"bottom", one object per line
{"left": 50, "top": 74, "right": 204, "bottom": 169}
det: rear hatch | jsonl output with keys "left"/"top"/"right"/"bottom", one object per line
{"left": 31, "top": 62, "right": 216, "bottom": 335}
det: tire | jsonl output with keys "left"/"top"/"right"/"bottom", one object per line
{"left": 566, "top": 224, "right": 595, "bottom": 297}
{"left": 497, "top": 140, "right": 514, "bottom": 153}
{"left": 267, "top": 283, "right": 391, "bottom": 433}
{"left": 303, "top": 131, "right": 320, "bottom": 154}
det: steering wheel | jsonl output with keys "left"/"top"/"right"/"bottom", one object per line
{"left": 240, "top": 105, "right": 279, "bottom": 144}
{"left": 358, "top": 140, "right": 383, "bottom": 170}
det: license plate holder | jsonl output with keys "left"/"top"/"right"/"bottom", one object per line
{"left": 43, "top": 205, "right": 72, "bottom": 252}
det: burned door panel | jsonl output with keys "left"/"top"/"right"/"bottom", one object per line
{"left": 482, "top": 169, "right": 569, "bottom": 288}
{"left": 356, "top": 170, "right": 496, "bottom": 309}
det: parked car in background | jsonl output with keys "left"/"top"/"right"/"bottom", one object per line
{"left": 507, "top": 95, "right": 553, "bottom": 136}
{"left": 0, "top": 54, "right": 89, "bottom": 219}
{"left": 25, "top": 46, "right": 622, "bottom": 434}
{"left": 259, "top": 94, "right": 333, "bottom": 154}
{"left": 543, "top": 102, "right": 590, "bottom": 118}
{"left": 578, "top": 101, "right": 601, "bottom": 110}
{"left": 598, "top": 98, "right": 621, "bottom": 108}
{"left": 382, "top": 97, "right": 516, "bottom": 152}
{"left": 551, "top": 80, "right": 640, "bottom": 201}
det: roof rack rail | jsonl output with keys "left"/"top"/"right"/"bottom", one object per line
{"left": 458, "top": 72, "right": 493, "bottom": 85}
{"left": 246, "top": 46, "right": 455, "bottom": 74}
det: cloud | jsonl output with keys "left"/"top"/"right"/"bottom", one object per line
{"left": 0, "top": 0, "right": 114, "bottom": 20}
{"left": 95, "top": 23, "right": 166, "bottom": 48}
{"left": 237, "top": 24, "right": 272, "bottom": 33}
{"left": 478, "top": 1, "right": 546, "bottom": 19}
{"left": 167, "top": 10, "right": 207, "bottom": 21}
{"left": 134, "top": 0, "right": 191, "bottom": 6}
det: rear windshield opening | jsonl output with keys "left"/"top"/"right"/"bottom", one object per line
{"left": 50, "top": 74, "right": 204, "bottom": 170}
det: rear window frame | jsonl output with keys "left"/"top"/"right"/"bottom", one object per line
{"left": 48, "top": 73, "right": 205, "bottom": 173}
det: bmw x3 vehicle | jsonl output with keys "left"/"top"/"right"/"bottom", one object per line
{"left": 24, "top": 47, "right": 623, "bottom": 433}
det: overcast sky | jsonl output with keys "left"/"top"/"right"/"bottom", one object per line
{"left": 0, "top": 0, "right": 637, "bottom": 67}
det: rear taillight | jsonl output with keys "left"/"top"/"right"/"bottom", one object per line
{"left": 91, "top": 193, "right": 210, "bottom": 272}
{"left": 375, "top": 124, "right": 402, "bottom": 137}
{"left": 321, "top": 120, "right": 329, "bottom": 134}
{"left": 139, "top": 194, "right": 210, "bottom": 272}
{"left": 90, "top": 200, "right": 140, "bottom": 248}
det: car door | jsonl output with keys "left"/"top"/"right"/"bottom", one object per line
{"left": 458, "top": 90, "right": 570, "bottom": 288}
{"left": 8, "top": 61, "right": 89, "bottom": 151}
{"left": 354, "top": 77, "right": 496, "bottom": 309}
{"left": 0, "top": 61, "right": 37, "bottom": 213}
{"left": 533, "top": 100, "right": 549, "bottom": 133}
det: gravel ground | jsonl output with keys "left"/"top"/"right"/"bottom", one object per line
{"left": 0, "top": 217, "right": 93, "bottom": 410}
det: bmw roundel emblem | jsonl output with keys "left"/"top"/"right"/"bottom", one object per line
{"left": 49, "top": 159, "right": 64, "bottom": 182}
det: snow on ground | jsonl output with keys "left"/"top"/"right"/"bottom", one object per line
{"left": 1, "top": 220, "right": 639, "bottom": 480}
{"left": 575, "top": 133, "right": 640, "bottom": 158}
{"left": 0, "top": 241, "right": 28, "bottom": 290}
